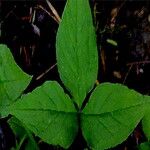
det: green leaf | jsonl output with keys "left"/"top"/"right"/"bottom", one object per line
{"left": 138, "top": 142, "right": 150, "bottom": 150}
{"left": 56, "top": 0, "right": 98, "bottom": 107}
{"left": 8, "top": 117, "right": 39, "bottom": 150}
{"left": 0, "top": 44, "right": 31, "bottom": 116}
{"left": 81, "top": 83, "right": 145, "bottom": 150}
{"left": 142, "top": 96, "right": 150, "bottom": 140}
{"left": 9, "top": 117, "right": 26, "bottom": 140}
{"left": 106, "top": 39, "right": 118, "bottom": 46}
{"left": 8, "top": 81, "right": 78, "bottom": 149}
{"left": 25, "top": 140, "right": 37, "bottom": 150}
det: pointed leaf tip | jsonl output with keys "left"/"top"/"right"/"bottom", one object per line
{"left": 0, "top": 44, "right": 32, "bottom": 117}
{"left": 56, "top": 0, "right": 98, "bottom": 108}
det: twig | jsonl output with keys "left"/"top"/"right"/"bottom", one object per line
{"left": 123, "top": 60, "right": 150, "bottom": 84}
{"left": 118, "top": 0, "right": 126, "bottom": 12}
{"left": 0, "top": 6, "right": 16, "bottom": 24}
{"left": 123, "top": 64, "right": 133, "bottom": 84}
{"left": 36, "top": 5, "right": 60, "bottom": 24}
{"left": 36, "top": 63, "right": 57, "bottom": 80}
{"left": 31, "top": 8, "right": 36, "bottom": 24}
{"left": 46, "top": 0, "right": 61, "bottom": 23}
{"left": 127, "top": 60, "right": 150, "bottom": 66}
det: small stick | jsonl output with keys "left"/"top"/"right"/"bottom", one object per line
{"left": 36, "top": 63, "right": 57, "bottom": 80}
{"left": 123, "top": 64, "right": 133, "bottom": 84}
{"left": 31, "top": 8, "right": 36, "bottom": 24}
{"left": 127, "top": 60, "right": 150, "bottom": 66}
{"left": 0, "top": 6, "right": 16, "bottom": 24}
{"left": 46, "top": 0, "right": 61, "bottom": 23}
{"left": 36, "top": 5, "right": 60, "bottom": 24}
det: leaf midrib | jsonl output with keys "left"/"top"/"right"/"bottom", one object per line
{"left": 10, "top": 108, "right": 78, "bottom": 115}
{"left": 82, "top": 102, "right": 145, "bottom": 116}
